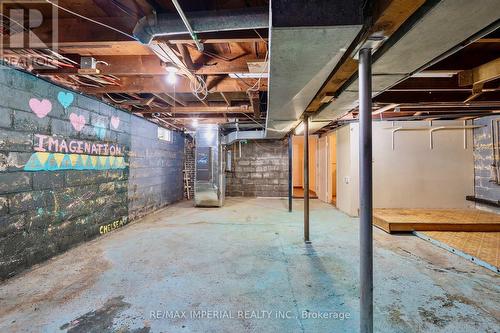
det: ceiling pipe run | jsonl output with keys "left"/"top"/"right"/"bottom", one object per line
{"left": 170, "top": 0, "right": 204, "bottom": 51}
{"left": 133, "top": 7, "right": 269, "bottom": 45}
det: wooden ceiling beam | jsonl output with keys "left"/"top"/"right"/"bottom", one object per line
{"left": 134, "top": 105, "right": 251, "bottom": 114}
{"left": 82, "top": 76, "right": 267, "bottom": 94}
{"left": 247, "top": 90, "right": 261, "bottom": 119}
{"left": 35, "top": 54, "right": 260, "bottom": 76}
{"left": 458, "top": 57, "right": 500, "bottom": 87}
{"left": 306, "top": 0, "right": 427, "bottom": 112}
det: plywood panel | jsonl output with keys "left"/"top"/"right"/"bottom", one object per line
{"left": 419, "top": 231, "right": 499, "bottom": 271}
{"left": 374, "top": 208, "right": 500, "bottom": 233}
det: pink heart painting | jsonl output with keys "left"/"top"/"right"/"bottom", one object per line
{"left": 69, "top": 113, "right": 86, "bottom": 132}
{"left": 29, "top": 98, "right": 52, "bottom": 118}
{"left": 110, "top": 116, "right": 120, "bottom": 129}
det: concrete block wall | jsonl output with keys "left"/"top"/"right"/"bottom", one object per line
{"left": 226, "top": 139, "right": 289, "bottom": 197}
{"left": 473, "top": 116, "right": 500, "bottom": 212}
{"left": 128, "top": 117, "right": 184, "bottom": 220}
{"left": 0, "top": 66, "right": 184, "bottom": 280}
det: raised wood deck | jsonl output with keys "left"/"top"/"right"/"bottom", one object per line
{"left": 373, "top": 209, "right": 500, "bottom": 233}
{"left": 417, "top": 231, "right": 500, "bottom": 272}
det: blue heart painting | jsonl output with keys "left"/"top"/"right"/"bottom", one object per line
{"left": 57, "top": 91, "right": 74, "bottom": 109}
{"left": 94, "top": 124, "right": 107, "bottom": 140}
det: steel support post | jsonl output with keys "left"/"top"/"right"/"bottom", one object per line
{"left": 288, "top": 134, "right": 293, "bottom": 212}
{"left": 359, "top": 47, "right": 373, "bottom": 333}
{"left": 303, "top": 116, "right": 310, "bottom": 242}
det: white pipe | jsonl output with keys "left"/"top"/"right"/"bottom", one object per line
{"left": 171, "top": 0, "right": 204, "bottom": 51}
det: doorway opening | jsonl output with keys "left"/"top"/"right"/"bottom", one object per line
{"left": 292, "top": 135, "right": 318, "bottom": 198}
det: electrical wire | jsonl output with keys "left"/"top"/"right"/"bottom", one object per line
{"left": 44, "top": 0, "right": 137, "bottom": 40}
{"left": 246, "top": 29, "right": 269, "bottom": 95}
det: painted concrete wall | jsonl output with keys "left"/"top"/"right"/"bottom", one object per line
{"left": 226, "top": 139, "right": 289, "bottom": 197}
{"left": 0, "top": 65, "right": 184, "bottom": 280}
{"left": 335, "top": 120, "right": 475, "bottom": 216}
{"left": 473, "top": 116, "right": 500, "bottom": 213}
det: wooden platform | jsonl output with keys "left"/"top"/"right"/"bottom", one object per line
{"left": 416, "top": 231, "right": 500, "bottom": 273}
{"left": 373, "top": 209, "right": 500, "bottom": 233}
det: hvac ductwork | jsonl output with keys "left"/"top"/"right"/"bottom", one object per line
{"left": 133, "top": 7, "right": 269, "bottom": 45}
{"left": 265, "top": 0, "right": 367, "bottom": 138}
{"left": 312, "top": 0, "right": 500, "bottom": 124}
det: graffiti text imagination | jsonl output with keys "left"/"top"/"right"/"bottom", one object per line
{"left": 34, "top": 134, "right": 123, "bottom": 156}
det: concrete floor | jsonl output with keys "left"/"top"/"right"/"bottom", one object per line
{"left": 0, "top": 198, "right": 499, "bottom": 333}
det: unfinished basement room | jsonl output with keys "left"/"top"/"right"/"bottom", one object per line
{"left": 0, "top": 1, "right": 499, "bottom": 332}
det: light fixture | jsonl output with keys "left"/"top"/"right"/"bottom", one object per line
{"left": 164, "top": 64, "right": 179, "bottom": 85}
{"left": 192, "top": 118, "right": 198, "bottom": 127}
{"left": 166, "top": 71, "right": 177, "bottom": 85}
{"left": 295, "top": 122, "right": 305, "bottom": 135}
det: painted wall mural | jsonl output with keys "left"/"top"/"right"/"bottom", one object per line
{"left": 99, "top": 216, "right": 129, "bottom": 235}
{"left": 24, "top": 134, "right": 126, "bottom": 171}
{"left": 57, "top": 91, "right": 74, "bottom": 109}
{"left": 29, "top": 98, "right": 52, "bottom": 118}
{"left": 110, "top": 116, "right": 120, "bottom": 129}
{"left": 24, "top": 152, "right": 126, "bottom": 171}
{"left": 23, "top": 93, "right": 125, "bottom": 172}
{"left": 69, "top": 113, "right": 86, "bottom": 131}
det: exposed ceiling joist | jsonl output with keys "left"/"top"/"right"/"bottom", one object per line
{"left": 306, "top": 0, "right": 427, "bottom": 112}
{"left": 35, "top": 54, "right": 261, "bottom": 76}
{"left": 458, "top": 57, "right": 500, "bottom": 87}
{"left": 134, "top": 105, "right": 251, "bottom": 114}
{"left": 81, "top": 76, "right": 267, "bottom": 94}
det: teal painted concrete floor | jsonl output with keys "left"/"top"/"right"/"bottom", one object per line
{"left": 0, "top": 198, "right": 499, "bottom": 333}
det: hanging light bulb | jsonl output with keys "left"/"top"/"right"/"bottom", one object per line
{"left": 164, "top": 64, "right": 179, "bottom": 85}
{"left": 167, "top": 71, "right": 177, "bottom": 85}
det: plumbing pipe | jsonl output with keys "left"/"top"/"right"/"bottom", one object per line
{"left": 171, "top": 0, "right": 204, "bottom": 51}
{"left": 429, "top": 125, "right": 484, "bottom": 149}
{"left": 386, "top": 125, "right": 485, "bottom": 150}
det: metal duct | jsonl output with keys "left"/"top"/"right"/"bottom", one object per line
{"left": 133, "top": 8, "right": 269, "bottom": 44}
{"left": 222, "top": 130, "right": 265, "bottom": 145}
{"left": 313, "top": 0, "right": 500, "bottom": 124}
{"left": 194, "top": 125, "right": 225, "bottom": 207}
{"left": 265, "top": 0, "right": 366, "bottom": 138}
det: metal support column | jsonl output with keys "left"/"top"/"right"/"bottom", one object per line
{"left": 359, "top": 48, "right": 373, "bottom": 333}
{"left": 288, "top": 134, "right": 293, "bottom": 212}
{"left": 303, "top": 116, "right": 310, "bottom": 242}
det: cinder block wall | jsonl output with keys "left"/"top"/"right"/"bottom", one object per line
{"left": 128, "top": 117, "right": 184, "bottom": 220}
{"left": 473, "top": 116, "right": 500, "bottom": 212}
{"left": 0, "top": 66, "right": 184, "bottom": 280}
{"left": 226, "top": 139, "right": 289, "bottom": 197}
